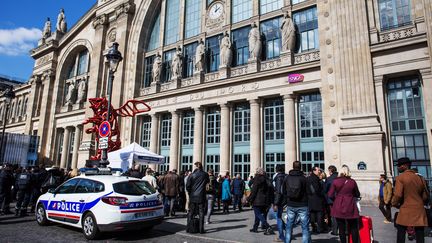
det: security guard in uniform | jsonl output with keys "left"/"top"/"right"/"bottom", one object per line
{"left": 15, "top": 167, "right": 33, "bottom": 217}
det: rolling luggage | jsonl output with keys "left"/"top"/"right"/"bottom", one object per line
{"left": 349, "top": 216, "right": 373, "bottom": 243}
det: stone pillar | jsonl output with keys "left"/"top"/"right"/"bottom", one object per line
{"left": 193, "top": 107, "right": 204, "bottom": 163}
{"left": 249, "top": 99, "right": 261, "bottom": 175}
{"left": 71, "top": 125, "right": 82, "bottom": 169}
{"left": 283, "top": 94, "right": 297, "bottom": 172}
{"left": 419, "top": 69, "right": 432, "bottom": 171}
{"left": 169, "top": 111, "right": 180, "bottom": 171}
{"left": 149, "top": 114, "right": 160, "bottom": 171}
{"left": 219, "top": 103, "right": 230, "bottom": 175}
{"left": 59, "top": 128, "right": 71, "bottom": 169}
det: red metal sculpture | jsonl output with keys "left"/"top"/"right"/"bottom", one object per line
{"left": 83, "top": 97, "right": 151, "bottom": 160}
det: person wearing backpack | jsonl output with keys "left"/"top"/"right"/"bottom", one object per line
{"left": 273, "top": 164, "right": 287, "bottom": 242}
{"left": 15, "top": 167, "right": 34, "bottom": 217}
{"left": 205, "top": 169, "right": 217, "bottom": 224}
{"left": 248, "top": 167, "right": 274, "bottom": 235}
{"left": 283, "top": 161, "right": 310, "bottom": 243}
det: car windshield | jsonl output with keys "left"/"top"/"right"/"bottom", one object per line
{"left": 113, "top": 180, "right": 156, "bottom": 196}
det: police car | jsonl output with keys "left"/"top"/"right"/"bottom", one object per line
{"left": 35, "top": 168, "right": 164, "bottom": 239}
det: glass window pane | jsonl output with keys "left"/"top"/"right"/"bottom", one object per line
{"left": 164, "top": 0, "right": 180, "bottom": 45}
{"left": 147, "top": 14, "right": 161, "bottom": 50}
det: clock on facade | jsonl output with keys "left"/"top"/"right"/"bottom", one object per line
{"left": 206, "top": 1, "right": 224, "bottom": 28}
{"left": 209, "top": 2, "right": 223, "bottom": 19}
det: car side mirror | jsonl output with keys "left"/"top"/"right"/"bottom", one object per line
{"left": 48, "top": 188, "right": 56, "bottom": 194}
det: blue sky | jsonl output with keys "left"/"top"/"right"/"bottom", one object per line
{"left": 0, "top": 1, "right": 96, "bottom": 81}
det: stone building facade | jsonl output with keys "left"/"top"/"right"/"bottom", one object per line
{"left": 1, "top": 0, "right": 432, "bottom": 201}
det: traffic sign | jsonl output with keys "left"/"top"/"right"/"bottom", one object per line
{"left": 99, "top": 121, "right": 111, "bottom": 138}
{"left": 99, "top": 137, "right": 108, "bottom": 149}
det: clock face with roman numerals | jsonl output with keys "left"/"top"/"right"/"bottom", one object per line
{"left": 209, "top": 2, "right": 223, "bottom": 19}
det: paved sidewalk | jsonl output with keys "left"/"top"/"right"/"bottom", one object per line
{"left": 154, "top": 206, "right": 423, "bottom": 243}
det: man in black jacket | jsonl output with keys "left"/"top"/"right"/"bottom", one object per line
{"left": 273, "top": 164, "right": 286, "bottom": 242}
{"left": 307, "top": 166, "right": 325, "bottom": 234}
{"left": 283, "top": 161, "right": 310, "bottom": 243}
{"left": 248, "top": 167, "right": 274, "bottom": 235}
{"left": 186, "top": 162, "right": 209, "bottom": 234}
{"left": 324, "top": 165, "right": 338, "bottom": 235}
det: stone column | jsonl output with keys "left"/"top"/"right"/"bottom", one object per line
{"left": 59, "top": 128, "right": 71, "bottom": 169}
{"left": 149, "top": 114, "right": 160, "bottom": 171}
{"left": 169, "top": 111, "right": 180, "bottom": 171}
{"left": 71, "top": 125, "right": 82, "bottom": 169}
{"left": 283, "top": 94, "right": 297, "bottom": 172}
{"left": 193, "top": 107, "right": 204, "bottom": 163}
{"left": 419, "top": 69, "right": 432, "bottom": 170}
{"left": 219, "top": 103, "right": 230, "bottom": 175}
{"left": 249, "top": 99, "right": 261, "bottom": 175}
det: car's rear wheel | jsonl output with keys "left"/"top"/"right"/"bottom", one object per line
{"left": 35, "top": 204, "right": 49, "bottom": 226}
{"left": 82, "top": 212, "right": 100, "bottom": 240}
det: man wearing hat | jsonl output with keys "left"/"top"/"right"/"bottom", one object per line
{"left": 392, "top": 157, "right": 429, "bottom": 243}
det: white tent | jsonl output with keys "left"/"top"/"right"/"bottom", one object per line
{"left": 108, "top": 142, "right": 165, "bottom": 172}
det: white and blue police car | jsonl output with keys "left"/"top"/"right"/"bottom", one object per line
{"left": 35, "top": 168, "right": 164, "bottom": 240}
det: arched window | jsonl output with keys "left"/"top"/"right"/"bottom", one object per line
{"left": 23, "top": 98, "right": 28, "bottom": 116}
{"left": 63, "top": 48, "right": 90, "bottom": 105}
{"left": 16, "top": 100, "right": 21, "bottom": 117}
{"left": 147, "top": 13, "right": 160, "bottom": 51}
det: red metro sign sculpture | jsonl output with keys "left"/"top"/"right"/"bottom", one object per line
{"left": 83, "top": 97, "right": 151, "bottom": 160}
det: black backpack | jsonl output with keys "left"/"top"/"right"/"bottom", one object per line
{"left": 266, "top": 178, "right": 275, "bottom": 205}
{"left": 286, "top": 175, "right": 303, "bottom": 200}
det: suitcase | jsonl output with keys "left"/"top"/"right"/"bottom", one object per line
{"left": 187, "top": 218, "right": 200, "bottom": 234}
{"left": 349, "top": 216, "right": 373, "bottom": 243}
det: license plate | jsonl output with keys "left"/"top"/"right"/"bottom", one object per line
{"left": 135, "top": 211, "right": 155, "bottom": 219}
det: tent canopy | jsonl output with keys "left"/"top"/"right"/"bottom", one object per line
{"left": 108, "top": 142, "right": 165, "bottom": 172}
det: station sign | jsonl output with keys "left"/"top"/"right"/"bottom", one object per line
{"left": 288, "top": 74, "right": 304, "bottom": 84}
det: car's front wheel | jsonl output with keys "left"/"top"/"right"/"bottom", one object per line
{"left": 35, "top": 204, "right": 49, "bottom": 226}
{"left": 82, "top": 212, "right": 100, "bottom": 240}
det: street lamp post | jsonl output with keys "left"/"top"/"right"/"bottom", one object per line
{"left": 100, "top": 42, "right": 123, "bottom": 168}
{"left": 0, "top": 87, "right": 15, "bottom": 163}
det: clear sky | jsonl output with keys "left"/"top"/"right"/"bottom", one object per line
{"left": 0, "top": 1, "right": 96, "bottom": 81}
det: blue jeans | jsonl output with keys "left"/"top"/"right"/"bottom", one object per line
{"left": 273, "top": 206, "right": 285, "bottom": 241}
{"left": 252, "top": 206, "right": 270, "bottom": 230}
{"left": 285, "top": 206, "right": 311, "bottom": 243}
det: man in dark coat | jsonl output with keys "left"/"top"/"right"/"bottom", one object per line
{"left": 163, "top": 170, "right": 179, "bottom": 216}
{"left": 0, "top": 164, "right": 14, "bottom": 214}
{"left": 248, "top": 167, "right": 274, "bottom": 235}
{"left": 273, "top": 164, "right": 286, "bottom": 242}
{"left": 186, "top": 162, "right": 209, "bottom": 234}
{"left": 307, "top": 166, "right": 325, "bottom": 233}
{"left": 283, "top": 161, "right": 310, "bottom": 243}
{"left": 324, "top": 165, "right": 338, "bottom": 235}
{"left": 231, "top": 174, "right": 245, "bottom": 212}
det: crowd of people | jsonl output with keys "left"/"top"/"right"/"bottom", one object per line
{"left": 0, "top": 156, "right": 430, "bottom": 243}
{"left": 0, "top": 164, "right": 74, "bottom": 217}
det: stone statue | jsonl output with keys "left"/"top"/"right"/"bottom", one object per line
{"left": 248, "top": 22, "right": 261, "bottom": 60}
{"left": 65, "top": 81, "right": 75, "bottom": 106}
{"left": 77, "top": 78, "right": 87, "bottom": 103}
{"left": 220, "top": 31, "right": 232, "bottom": 68}
{"left": 42, "top": 17, "right": 51, "bottom": 40}
{"left": 171, "top": 46, "right": 183, "bottom": 80}
{"left": 56, "top": 8, "right": 67, "bottom": 33}
{"left": 152, "top": 53, "right": 162, "bottom": 83}
{"left": 281, "top": 12, "right": 296, "bottom": 52}
{"left": 195, "top": 39, "right": 205, "bottom": 72}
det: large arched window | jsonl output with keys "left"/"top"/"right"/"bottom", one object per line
{"left": 23, "top": 98, "right": 28, "bottom": 117}
{"left": 63, "top": 48, "right": 90, "bottom": 106}
{"left": 16, "top": 100, "right": 21, "bottom": 117}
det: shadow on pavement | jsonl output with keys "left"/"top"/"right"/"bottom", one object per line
{"left": 205, "top": 224, "right": 248, "bottom": 233}
{"left": 211, "top": 218, "right": 247, "bottom": 224}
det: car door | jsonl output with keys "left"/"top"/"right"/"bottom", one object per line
{"left": 46, "top": 178, "right": 80, "bottom": 223}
